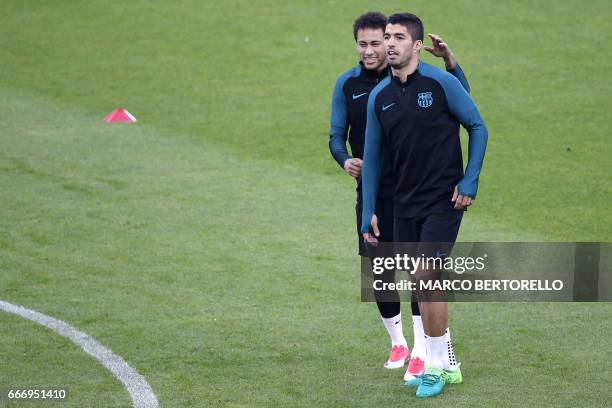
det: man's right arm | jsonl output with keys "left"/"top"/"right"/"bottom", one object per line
{"left": 328, "top": 76, "right": 351, "bottom": 168}
{"left": 360, "top": 92, "right": 384, "bottom": 234}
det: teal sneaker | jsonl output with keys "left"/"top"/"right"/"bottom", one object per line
{"left": 442, "top": 364, "right": 462, "bottom": 384}
{"left": 416, "top": 368, "right": 445, "bottom": 398}
{"left": 403, "top": 376, "right": 422, "bottom": 387}
{"left": 403, "top": 363, "right": 462, "bottom": 387}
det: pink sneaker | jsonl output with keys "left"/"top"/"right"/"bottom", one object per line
{"left": 384, "top": 345, "right": 410, "bottom": 369}
{"left": 404, "top": 356, "right": 425, "bottom": 381}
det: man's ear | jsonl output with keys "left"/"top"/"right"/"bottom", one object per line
{"left": 413, "top": 39, "right": 423, "bottom": 53}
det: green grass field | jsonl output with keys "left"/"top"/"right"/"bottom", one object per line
{"left": 1, "top": 1, "right": 611, "bottom": 407}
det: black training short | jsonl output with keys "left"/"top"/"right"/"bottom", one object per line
{"left": 393, "top": 208, "right": 464, "bottom": 258}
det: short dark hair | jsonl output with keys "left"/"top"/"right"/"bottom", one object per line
{"left": 353, "top": 12, "right": 387, "bottom": 41}
{"left": 386, "top": 13, "right": 424, "bottom": 42}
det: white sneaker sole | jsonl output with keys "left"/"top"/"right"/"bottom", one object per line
{"left": 404, "top": 369, "right": 424, "bottom": 381}
{"left": 384, "top": 358, "right": 408, "bottom": 369}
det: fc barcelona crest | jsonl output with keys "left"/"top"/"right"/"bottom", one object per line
{"left": 417, "top": 92, "right": 433, "bottom": 108}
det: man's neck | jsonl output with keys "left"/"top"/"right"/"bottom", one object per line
{"left": 391, "top": 57, "right": 420, "bottom": 83}
{"left": 377, "top": 62, "right": 389, "bottom": 74}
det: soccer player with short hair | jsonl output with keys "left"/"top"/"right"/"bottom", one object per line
{"left": 329, "top": 11, "right": 470, "bottom": 378}
{"left": 361, "top": 12, "right": 488, "bottom": 398}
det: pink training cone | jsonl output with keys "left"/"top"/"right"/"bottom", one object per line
{"left": 104, "top": 108, "right": 137, "bottom": 123}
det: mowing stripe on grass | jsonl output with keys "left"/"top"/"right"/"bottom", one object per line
{"left": 0, "top": 300, "right": 159, "bottom": 408}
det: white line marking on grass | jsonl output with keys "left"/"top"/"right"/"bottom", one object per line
{"left": 0, "top": 300, "right": 159, "bottom": 408}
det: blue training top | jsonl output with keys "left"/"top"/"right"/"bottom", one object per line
{"left": 329, "top": 62, "right": 470, "bottom": 198}
{"left": 361, "top": 60, "right": 488, "bottom": 233}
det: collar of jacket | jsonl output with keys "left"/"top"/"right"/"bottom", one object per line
{"left": 390, "top": 61, "right": 421, "bottom": 86}
{"left": 358, "top": 61, "right": 390, "bottom": 82}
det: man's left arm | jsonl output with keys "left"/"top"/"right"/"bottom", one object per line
{"left": 446, "top": 64, "right": 470, "bottom": 94}
{"left": 426, "top": 33, "right": 471, "bottom": 93}
{"left": 441, "top": 74, "right": 488, "bottom": 203}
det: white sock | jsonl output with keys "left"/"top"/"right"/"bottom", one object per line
{"left": 424, "top": 334, "right": 446, "bottom": 369}
{"left": 381, "top": 313, "right": 407, "bottom": 347}
{"left": 411, "top": 315, "right": 426, "bottom": 359}
{"left": 445, "top": 328, "right": 459, "bottom": 370}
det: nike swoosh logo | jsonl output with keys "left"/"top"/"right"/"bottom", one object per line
{"left": 352, "top": 92, "right": 368, "bottom": 100}
{"left": 382, "top": 103, "right": 395, "bottom": 111}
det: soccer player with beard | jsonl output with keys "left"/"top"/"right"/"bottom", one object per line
{"left": 361, "top": 13, "right": 488, "bottom": 398}
{"left": 329, "top": 12, "right": 470, "bottom": 379}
